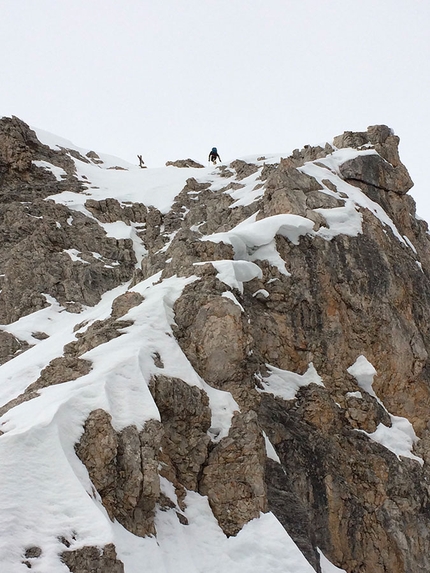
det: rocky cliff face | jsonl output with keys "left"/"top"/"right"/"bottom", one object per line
{"left": 0, "top": 117, "right": 429, "bottom": 573}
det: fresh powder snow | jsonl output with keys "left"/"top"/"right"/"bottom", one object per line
{"left": 347, "top": 355, "right": 423, "bottom": 465}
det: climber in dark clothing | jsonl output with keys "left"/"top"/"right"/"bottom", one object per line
{"left": 208, "top": 147, "right": 221, "bottom": 165}
{"left": 137, "top": 154, "right": 146, "bottom": 168}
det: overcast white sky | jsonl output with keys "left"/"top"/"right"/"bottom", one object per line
{"left": 2, "top": 0, "right": 430, "bottom": 218}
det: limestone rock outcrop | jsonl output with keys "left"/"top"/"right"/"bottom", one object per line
{"left": 1, "top": 117, "right": 430, "bottom": 573}
{"left": 335, "top": 124, "right": 414, "bottom": 194}
{"left": 165, "top": 158, "right": 204, "bottom": 168}
{"left": 0, "top": 118, "right": 138, "bottom": 323}
{"left": 61, "top": 544, "right": 124, "bottom": 573}
{"left": 76, "top": 410, "right": 163, "bottom": 537}
{"left": 149, "top": 375, "right": 211, "bottom": 491}
{"left": 200, "top": 410, "right": 267, "bottom": 536}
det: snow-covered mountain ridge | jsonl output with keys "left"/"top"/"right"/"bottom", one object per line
{"left": 0, "top": 117, "right": 429, "bottom": 573}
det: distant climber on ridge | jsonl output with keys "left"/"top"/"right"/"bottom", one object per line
{"left": 137, "top": 154, "right": 146, "bottom": 168}
{"left": 208, "top": 147, "right": 221, "bottom": 165}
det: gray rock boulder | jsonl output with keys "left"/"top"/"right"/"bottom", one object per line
{"left": 165, "top": 158, "right": 204, "bottom": 168}
{"left": 339, "top": 153, "right": 414, "bottom": 194}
